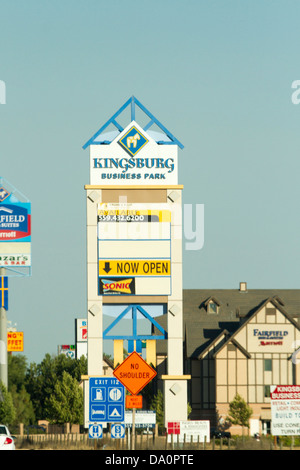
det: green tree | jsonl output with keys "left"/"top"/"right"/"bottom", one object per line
{"left": 8, "top": 354, "right": 28, "bottom": 392}
{"left": 24, "top": 361, "right": 45, "bottom": 420}
{"left": 227, "top": 393, "right": 253, "bottom": 434}
{"left": 44, "top": 371, "right": 83, "bottom": 425}
{"left": 150, "top": 390, "right": 164, "bottom": 430}
{"left": 0, "top": 381, "right": 16, "bottom": 426}
{"left": 11, "top": 384, "right": 35, "bottom": 427}
{"left": 25, "top": 353, "right": 87, "bottom": 420}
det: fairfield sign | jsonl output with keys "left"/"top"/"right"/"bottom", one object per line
{"left": 248, "top": 325, "right": 294, "bottom": 351}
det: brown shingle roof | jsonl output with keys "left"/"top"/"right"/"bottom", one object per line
{"left": 154, "top": 289, "right": 300, "bottom": 358}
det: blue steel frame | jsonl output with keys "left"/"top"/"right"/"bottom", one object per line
{"left": 103, "top": 304, "right": 167, "bottom": 341}
{"left": 82, "top": 96, "right": 184, "bottom": 149}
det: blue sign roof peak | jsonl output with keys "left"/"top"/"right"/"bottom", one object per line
{"left": 0, "top": 177, "right": 30, "bottom": 204}
{"left": 82, "top": 96, "right": 184, "bottom": 150}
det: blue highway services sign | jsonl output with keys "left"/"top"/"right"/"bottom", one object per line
{"left": 89, "top": 377, "right": 125, "bottom": 423}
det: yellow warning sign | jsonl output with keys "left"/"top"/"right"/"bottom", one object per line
{"left": 99, "top": 259, "right": 171, "bottom": 276}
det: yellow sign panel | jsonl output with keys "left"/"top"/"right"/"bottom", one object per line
{"left": 7, "top": 332, "right": 24, "bottom": 352}
{"left": 98, "top": 208, "right": 171, "bottom": 223}
{"left": 99, "top": 259, "right": 171, "bottom": 276}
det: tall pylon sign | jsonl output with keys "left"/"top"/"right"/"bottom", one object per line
{"left": 83, "top": 97, "right": 190, "bottom": 428}
{"left": 0, "top": 177, "right": 31, "bottom": 387}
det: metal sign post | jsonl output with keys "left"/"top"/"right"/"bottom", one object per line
{"left": 113, "top": 351, "right": 156, "bottom": 450}
{"left": 132, "top": 406, "right": 136, "bottom": 451}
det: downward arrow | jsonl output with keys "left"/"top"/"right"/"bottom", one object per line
{"left": 103, "top": 262, "right": 111, "bottom": 273}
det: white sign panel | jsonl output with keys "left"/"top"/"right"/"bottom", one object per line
{"left": 167, "top": 420, "right": 210, "bottom": 443}
{"left": 98, "top": 203, "right": 172, "bottom": 296}
{"left": 90, "top": 121, "right": 178, "bottom": 185}
{"left": 271, "top": 385, "right": 300, "bottom": 436}
{"left": 125, "top": 410, "right": 156, "bottom": 428}
{"left": 0, "top": 253, "right": 31, "bottom": 267}
{"left": 76, "top": 319, "right": 87, "bottom": 342}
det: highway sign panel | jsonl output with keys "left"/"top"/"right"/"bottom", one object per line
{"left": 111, "top": 423, "right": 125, "bottom": 439}
{"left": 89, "top": 423, "right": 103, "bottom": 439}
{"left": 89, "top": 377, "right": 125, "bottom": 423}
{"left": 113, "top": 351, "right": 157, "bottom": 395}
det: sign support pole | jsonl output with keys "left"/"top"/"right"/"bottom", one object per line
{"left": 0, "top": 268, "right": 7, "bottom": 388}
{"left": 132, "top": 407, "right": 136, "bottom": 450}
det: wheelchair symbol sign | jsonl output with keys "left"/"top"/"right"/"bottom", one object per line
{"left": 111, "top": 423, "right": 125, "bottom": 439}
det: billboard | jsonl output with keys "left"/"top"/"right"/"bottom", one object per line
{"left": 7, "top": 331, "right": 24, "bottom": 352}
{"left": 58, "top": 345, "right": 76, "bottom": 359}
{"left": 0, "top": 179, "right": 31, "bottom": 274}
{"left": 76, "top": 319, "right": 87, "bottom": 342}
{"left": 167, "top": 421, "right": 210, "bottom": 443}
{"left": 98, "top": 203, "right": 171, "bottom": 296}
{"left": 271, "top": 385, "right": 300, "bottom": 435}
{"left": 89, "top": 121, "right": 178, "bottom": 186}
{"left": 0, "top": 202, "right": 31, "bottom": 242}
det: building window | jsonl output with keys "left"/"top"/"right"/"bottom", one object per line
{"left": 264, "top": 359, "right": 272, "bottom": 372}
{"left": 266, "top": 308, "right": 276, "bottom": 316}
{"left": 264, "top": 385, "right": 271, "bottom": 398}
{"left": 208, "top": 302, "right": 218, "bottom": 314}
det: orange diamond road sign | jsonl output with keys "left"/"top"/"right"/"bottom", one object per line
{"left": 113, "top": 351, "right": 157, "bottom": 395}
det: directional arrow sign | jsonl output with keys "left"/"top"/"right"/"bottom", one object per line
{"left": 99, "top": 259, "right": 170, "bottom": 277}
{"left": 113, "top": 351, "right": 157, "bottom": 395}
{"left": 103, "top": 262, "right": 112, "bottom": 273}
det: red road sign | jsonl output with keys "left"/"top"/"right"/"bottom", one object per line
{"left": 113, "top": 351, "right": 157, "bottom": 395}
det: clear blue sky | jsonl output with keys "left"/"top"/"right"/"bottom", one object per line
{"left": 1, "top": 0, "right": 300, "bottom": 364}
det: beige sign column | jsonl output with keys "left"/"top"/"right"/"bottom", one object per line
{"left": 162, "top": 188, "right": 190, "bottom": 425}
{"left": 86, "top": 188, "right": 103, "bottom": 376}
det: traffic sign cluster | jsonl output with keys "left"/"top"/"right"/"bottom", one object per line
{"left": 88, "top": 352, "right": 157, "bottom": 439}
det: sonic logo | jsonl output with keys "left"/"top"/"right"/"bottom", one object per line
{"left": 99, "top": 277, "right": 135, "bottom": 295}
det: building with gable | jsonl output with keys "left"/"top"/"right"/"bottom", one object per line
{"left": 154, "top": 283, "right": 300, "bottom": 435}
